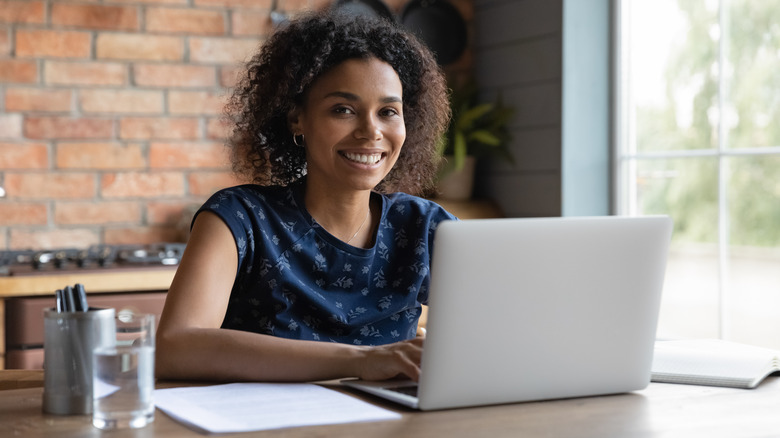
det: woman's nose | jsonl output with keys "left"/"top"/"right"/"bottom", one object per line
{"left": 355, "top": 115, "right": 382, "bottom": 141}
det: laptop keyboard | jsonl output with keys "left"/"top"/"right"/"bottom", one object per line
{"left": 386, "top": 384, "right": 419, "bottom": 397}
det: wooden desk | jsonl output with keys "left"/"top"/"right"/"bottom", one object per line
{"left": 1, "top": 371, "right": 779, "bottom": 437}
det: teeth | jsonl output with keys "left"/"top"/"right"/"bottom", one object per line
{"left": 344, "top": 152, "right": 381, "bottom": 165}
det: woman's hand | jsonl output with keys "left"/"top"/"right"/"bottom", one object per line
{"left": 356, "top": 337, "right": 425, "bottom": 381}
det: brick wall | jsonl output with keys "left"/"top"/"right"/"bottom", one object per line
{"left": 0, "top": 0, "right": 472, "bottom": 250}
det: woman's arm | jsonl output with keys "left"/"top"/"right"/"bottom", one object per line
{"left": 155, "top": 211, "right": 423, "bottom": 382}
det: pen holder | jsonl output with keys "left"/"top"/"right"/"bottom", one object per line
{"left": 42, "top": 307, "right": 116, "bottom": 415}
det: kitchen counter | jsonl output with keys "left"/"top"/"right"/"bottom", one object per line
{"left": 0, "top": 266, "right": 176, "bottom": 369}
{"left": 0, "top": 265, "right": 176, "bottom": 298}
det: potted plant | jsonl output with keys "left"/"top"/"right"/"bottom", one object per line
{"left": 437, "top": 81, "right": 514, "bottom": 200}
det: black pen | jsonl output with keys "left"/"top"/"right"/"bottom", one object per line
{"left": 63, "top": 285, "right": 76, "bottom": 312}
{"left": 74, "top": 283, "right": 89, "bottom": 312}
{"left": 55, "top": 289, "right": 64, "bottom": 313}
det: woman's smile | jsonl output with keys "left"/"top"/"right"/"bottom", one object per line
{"left": 341, "top": 151, "right": 385, "bottom": 166}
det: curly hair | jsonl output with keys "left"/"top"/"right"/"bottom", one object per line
{"left": 224, "top": 10, "right": 451, "bottom": 196}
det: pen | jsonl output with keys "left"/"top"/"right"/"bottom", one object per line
{"left": 55, "top": 289, "right": 64, "bottom": 313}
{"left": 63, "top": 285, "right": 76, "bottom": 312}
{"left": 75, "top": 283, "right": 89, "bottom": 312}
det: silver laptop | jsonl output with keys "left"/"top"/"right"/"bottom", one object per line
{"left": 342, "top": 215, "right": 673, "bottom": 410}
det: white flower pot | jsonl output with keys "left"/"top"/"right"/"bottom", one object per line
{"left": 436, "top": 155, "right": 476, "bottom": 201}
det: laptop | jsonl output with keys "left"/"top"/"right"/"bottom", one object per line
{"left": 342, "top": 215, "right": 673, "bottom": 410}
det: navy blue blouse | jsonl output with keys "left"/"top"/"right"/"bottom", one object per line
{"left": 196, "top": 181, "right": 456, "bottom": 345}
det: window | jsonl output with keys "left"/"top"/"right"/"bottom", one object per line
{"left": 615, "top": 0, "right": 780, "bottom": 349}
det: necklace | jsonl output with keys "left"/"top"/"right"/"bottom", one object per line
{"left": 346, "top": 207, "right": 370, "bottom": 244}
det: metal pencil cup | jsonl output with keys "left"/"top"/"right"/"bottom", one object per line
{"left": 43, "top": 307, "right": 116, "bottom": 415}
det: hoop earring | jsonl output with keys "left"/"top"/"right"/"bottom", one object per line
{"left": 293, "top": 133, "right": 304, "bottom": 147}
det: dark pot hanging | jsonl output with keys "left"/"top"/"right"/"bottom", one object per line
{"left": 331, "top": 0, "right": 395, "bottom": 21}
{"left": 399, "top": 0, "right": 467, "bottom": 65}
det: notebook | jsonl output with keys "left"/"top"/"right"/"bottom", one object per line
{"left": 652, "top": 338, "right": 780, "bottom": 389}
{"left": 342, "top": 215, "right": 673, "bottom": 410}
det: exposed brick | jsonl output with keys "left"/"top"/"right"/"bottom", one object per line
{"left": 0, "top": 1, "right": 45, "bottom": 24}
{"left": 119, "top": 117, "right": 199, "bottom": 140}
{"left": 119, "top": 0, "right": 187, "bottom": 4}
{"left": 0, "top": 59, "right": 38, "bottom": 83}
{"left": 24, "top": 117, "right": 114, "bottom": 139}
{"left": 187, "top": 171, "right": 243, "bottom": 196}
{"left": 168, "top": 91, "right": 226, "bottom": 115}
{"left": 189, "top": 37, "right": 260, "bottom": 64}
{"left": 0, "top": 202, "right": 48, "bottom": 226}
{"left": 150, "top": 141, "right": 229, "bottom": 169}
{"left": 105, "top": 225, "right": 182, "bottom": 245}
{"left": 146, "top": 7, "right": 225, "bottom": 35}
{"left": 133, "top": 64, "right": 216, "bottom": 88}
{"left": 219, "top": 65, "right": 242, "bottom": 88}
{"left": 147, "top": 200, "right": 192, "bottom": 225}
{"left": 0, "top": 142, "right": 48, "bottom": 169}
{"left": 55, "top": 201, "right": 141, "bottom": 225}
{"left": 0, "top": 27, "right": 10, "bottom": 55}
{"left": 5, "top": 87, "right": 72, "bottom": 112}
{"left": 0, "top": 114, "right": 23, "bottom": 139}
{"left": 10, "top": 228, "right": 100, "bottom": 250}
{"left": 45, "top": 61, "right": 127, "bottom": 86}
{"left": 206, "top": 117, "right": 231, "bottom": 140}
{"left": 231, "top": 10, "right": 274, "bottom": 37}
{"left": 52, "top": 3, "right": 139, "bottom": 31}
{"left": 56, "top": 142, "right": 146, "bottom": 169}
{"left": 16, "top": 29, "right": 91, "bottom": 58}
{"left": 96, "top": 33, "right": 183, "bottom": 61}
{"left": 4, "top": 172, "right": 96, "bottom": 199}
{"left": 194, "top": 0, "right": 271, "bottom": 7}
{"left": 280, "top": 0, "right": 309, "bottom": 12}
{"left": 101, "top": 172, "right": 185, "bottom": 198}
{"left": 79, "top": 89, "right": 163, "bottom": 114}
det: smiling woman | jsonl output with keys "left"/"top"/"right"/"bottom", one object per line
{"left": 155, "top": 10, "right": 457, "bottom": 384}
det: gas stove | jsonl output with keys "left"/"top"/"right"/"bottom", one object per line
{"left": 0, "top": 243, "right": 186, "bottom": 276}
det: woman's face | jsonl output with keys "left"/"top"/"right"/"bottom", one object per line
{"left": 289, "top": 57, "right": 406, "bottom": 193}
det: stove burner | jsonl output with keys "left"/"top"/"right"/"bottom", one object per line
{"left": 0, "top": 243, "right": 186, "bottom": 276}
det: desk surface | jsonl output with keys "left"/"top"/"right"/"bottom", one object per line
{"left": 1, "top": 371, "right": 779, "bottom": 438}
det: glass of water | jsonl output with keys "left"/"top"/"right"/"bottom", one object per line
{"left": 92, "top": 312, "right": 155, "bottom": 430}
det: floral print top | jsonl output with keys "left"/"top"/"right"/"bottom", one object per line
{"left": 196, "top": 181, "right": 457, "bottom": 345}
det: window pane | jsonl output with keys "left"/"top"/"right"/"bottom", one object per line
{"left": 726, "top": 155, "right": 780, "bottom": 349}
{"left": 725, "top": 0, "right": 780, "bottom": 149}
{"left": 633, "top": 158, "right": 720, "bottom": 339}
{"left": 618, "top": 0, "right": 780, "bottom": 347}
{"left": 728, "top": 155, "right": 780, "bottom": 247}
{"left": 627, "top": 0, "right": 719, "bottom": 153}
{"left": 635, "top": 158, "right": 718, "bottom": 244}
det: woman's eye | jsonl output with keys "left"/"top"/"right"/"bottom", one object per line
{"left": 380, "top": 108, "right": 400, "bottom": 117}
{"left": 333, "top": 106, "right": 354, "bottom": 115}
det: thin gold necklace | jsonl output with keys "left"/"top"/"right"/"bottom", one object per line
{"left": 346, "top": 207, "right": 370, "bottom": 244}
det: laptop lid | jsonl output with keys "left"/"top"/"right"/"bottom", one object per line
{"left": 413, "top": 215, "right": 672, "bottom": 410}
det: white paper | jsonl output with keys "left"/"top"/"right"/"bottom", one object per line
{"left": 154, "top": 382, "right": 401, "bottom": 434}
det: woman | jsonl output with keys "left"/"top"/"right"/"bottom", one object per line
{"left": 156, "top": 11, "right": 455, "bottom": 382}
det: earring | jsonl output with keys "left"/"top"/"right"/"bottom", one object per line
{"left": 292, "top": 133, "right": 304, "bottom": 147}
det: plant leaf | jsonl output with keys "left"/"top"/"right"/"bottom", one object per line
{"left": 456, "top": 103, "right": 493, "bottom": 130}
{"left": 468, "top": 130, "right": 501, "bottom": 146}
{"left": 454, "top": 131, "right": 467, "bottom": 170}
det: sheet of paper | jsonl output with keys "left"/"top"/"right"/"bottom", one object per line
{"left": 154, "top": 382, "right": 401, "bottom": 434}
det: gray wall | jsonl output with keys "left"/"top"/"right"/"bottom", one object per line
{"left": 472, "top": 0, "right": 611, "bottom": 217}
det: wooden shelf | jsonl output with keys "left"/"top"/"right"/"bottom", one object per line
{"left": 0, "top": 266, "right": 176, "bottom": 298}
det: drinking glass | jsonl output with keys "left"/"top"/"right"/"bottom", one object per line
{"left": 92, "top": 312, "right": 155, "bottom": 430}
